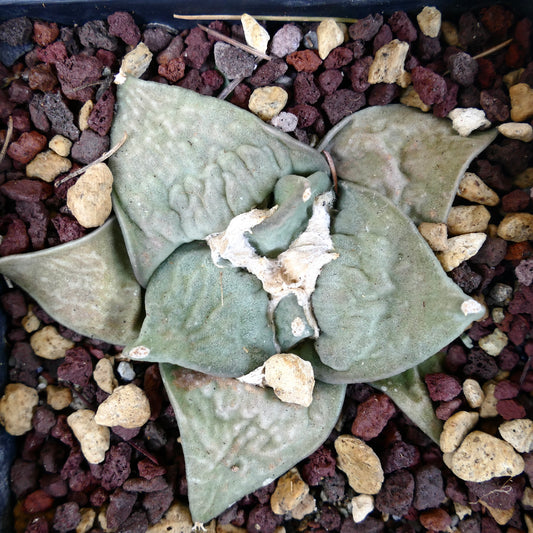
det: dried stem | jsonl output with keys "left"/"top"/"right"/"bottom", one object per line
{"left": 217, "top": 76, "right": 245, "bottom": 100}
{"left": 198, "top": 24, "right": 272, "bottom": 60}
{"left": 473, "top": 38, "right": 513, "bottom": 60}
{"left": 322, "top": 150, "right": 338, "bottom": 194}
{"left": 175, "top": 14, "right": 358, "bottom": 23}
{"left": 55, "top": 131, "right": 128, "bottom": 187}
{"left": 0, "top": 116, "right": 13, "bottom": 165}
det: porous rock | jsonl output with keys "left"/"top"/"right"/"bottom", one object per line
{"left": 497, "top": 213, "right": 533, "bottom": 242}
{"left": 67, "top": 409, "right": 110, "bottom": 464}
{"left": 457, "top": 172, "right": 500, "bottom": 206}
{"left": 30, "top": 325, "right": 75, "bottom": 360}
{"left": 93, "top": 358, "right": 118, "bottom": 394}
{"left": 447, "top": 205, "right": 491, "bottom": 235}
{"left": 94, "top": 384, "right": 151, "bottom": 428}
{"left": 368, "top": 39, "right": 410, "bottom": 87}
{"left": 450, "top": 430, "right": 525, "bottom": 482}
{"left": 271, "top": 468, "right": 310, "bottom": 515}
{"left": 334, "top": 434, "right": 384, "bottom": 494}
{"left": 316, "top": 19, "right": 345, "bottom": 60}
{"left": 499, "top": 419, "right": 533, "bottom": 453}
{"left": 437, "top": 233, "right": 487, "bottom": 271}
{"left": 440, "top": 411, "right": 479, "bottom": 453}
{"left": 0, "top": 383, "right": 38, "bottom": 435}
{"left": 448, "top": 107, "right": 491, "bottom": 136}
{"left": 417, "top": 6, "right": 441, "bottom": 38}
{"left": 25, "top": 149, "right": 72, "bottom": 183}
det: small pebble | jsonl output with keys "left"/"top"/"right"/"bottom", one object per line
{"left": 49, "top": 134, "right": 72, "bottom": 157}
{"left": 77, "top": 508, "right": 96, "bottom": 533}
{"left": 447, "top": 205, "right": 491, "bottom": 235}
{"left": 286, "top": 49, "right": 322, "bottom": 73}
{"left": 115, "top": 42, "right": 152, "bottom": 84}
{"left": 425, "top": 372, "right": 462, "bottom": 401}
{"left": 498, "top": 122, "right": 533, "bottom": 142}
{"left": 270, "top": 468, "right": 310, "bottom": 515}
{"left": 480, "top": 381, "right": 499, "bottom": 418}
{"left": 351, "top": 494, "right": 374, "bottom": 523}
{"left": 497, "top": 213, "right": 533, "bottom": 242}
{"left": 117, "top": 360, "right": 136, "bottom": 381}
{"left": 67, "top": 162, "right": 114, "bottom": 228}
{"left": 417, "top": 6, "right": 441, "bottom": 38}
{"left": 46, "top": 385, "right": 73, "bottom": 410}
{"left": 499, "top": 419, "right": 533, "bottom": 453}
{"left": 440, "top": 410, "right": 479, "bottom": 453}
{"left": 78, "top": 100, "right": 94, "bottom": 131}
{"left": 419, "top": 508, "right": 451, "bottom": 532}
{"left": 22, "top": 305, "right": 40, "bottom": 333}
{"left": 479, "top": 329, "right": 508, "bottom": 356}
{"left": 25, "top": 149, "right": 72, "bottom": 183}
{"left": 488, "top": 283, "right": 513, "bottom": 305}
{"left": 316, "top": 19, "right": 345, "bottom": 60}
{"left": 214, "top": 41, "right": 255, "bottom": 79}
{"left": 516, "top": 259, "right": 533, "bottom": 286}
{"left": 248, "top": 86, "right": 289, "bottom": 121}
{"left": 418, "top": 222, "right": 448, "bottom": 251}
{"left": 450, "top": 430, "right": 525, "bottom": 482}
{"left": 457, "top": 172, "right": 500, "bottom": 206}
{"left": 509, "top": 83, "right": 533, "bottom": 122}
{"left": 145, "top": 501, "right": 193, "bottom": 533}
{"left": 437, "top": 232, "right": 487, "bottom": 272}
{"left": 67, "top": 409, "right": 110, "bottom": 464}
{"left": 0, "top": 383, "right": 38, "bottom": 435}
{"left": 241, "top": 14, "right": 269, "bottom": 54}
{"left": 94, "top": 384, "right": 151, "bottom": 428}
{"left": 448, "top": 107, "right": 491, "bottom": 136}
{"left": 270, "top": 111, "right": 298, "bottom": 132}
{"left": 30, "top": 325, "right": 75, "bottom": 360}
{"left": 93, "top": 358, "right": 118, "bottom": 394}
{"left": 368, "top": 39, "right": 410, "bottom": 87}
{"left": 270, "top": 24, "right": 302, "bottom": 58}
{"left": 441, "top": 20, "right": 460, "bottom": 46}
{"left": 263, "top": 353, "right": 314, "bottom": 407}
{"left": 463, "top": 378, "right": 485, "bottom": 408}
{"left": 334, "top": 434, "right": 384, "bottom": 494}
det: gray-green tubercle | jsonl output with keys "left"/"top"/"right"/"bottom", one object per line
{"left": 0, "top": 76, "right": 497, "bottom": 524}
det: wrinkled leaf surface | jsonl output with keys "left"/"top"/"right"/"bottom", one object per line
{"left": 317, "top": 104, "right": 496, "bottom": 224}
{"left": 124, "top": 242, "right": 277, "bottom": 377}
{"left": 110, "top": 76, "right": 329, "bottom": 286}
{"left": 310, "top": 182, "right": 484, "bottom": 383}
{"left": 0, "top": 218, "right": 143, "bottom": 345}
{"left": 160, "top": 364, "right": 345, "bottom": 523}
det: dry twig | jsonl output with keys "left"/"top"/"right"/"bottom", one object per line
{"left": 0, "top": 116, "right": 13, "bottom": 166}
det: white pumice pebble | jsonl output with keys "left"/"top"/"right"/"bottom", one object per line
{"left": 448, "top": 108, "right": 491, "bottom": 136}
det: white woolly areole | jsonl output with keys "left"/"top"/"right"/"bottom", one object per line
{"left": 206, "top": 191, "right": 338, "bottom": 337}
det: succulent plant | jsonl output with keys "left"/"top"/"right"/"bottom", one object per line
{"left": 0, "top": 76, "right": 497, "bottom": 523}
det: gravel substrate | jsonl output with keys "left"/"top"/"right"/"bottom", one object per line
{"left": 0, "top": 4, "right": 533, "bottom": 533}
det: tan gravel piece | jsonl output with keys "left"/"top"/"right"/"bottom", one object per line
{"left": 67, "top": 409, "right": 110, "bottom": 464}
{"left": 497, "top": 213, "right": 533, "bottom": 242}
{"left": 499, "top": 419, "right": 533, "bottom": 453}
{"left": 46, "top": 384, "right": 73, "bottom": 410}
{"left": 22, "top": 304, "right": 40, "bottom": 333}
{"left": 317, "top": 19, "right": 345, "bottom": 59}
{"left": 49, "top": 134, "right": 72, "bottom": 157}
{"left": 450, "top": 430, "right": 524, "bottom": 482}
{"left": 334, "top": 434, "right": 384, "bottom": 495}
{"left": 478, "top": 328, "right": 508, "bottom": 356}
{"left": 369, "top": 39, "right": 410, "bottom": 87}
{"left": 463, "top": 379, "right": 484, "bottom": 409}
{"left": 447, "top": 205, "right": 491, "bottom": 235}
{"left": 480, "top": 381, "right": 499, "bottom": 418}
{"left": 271, "top": 468, "right": 310, "bottom": 515}
{"left": 436, "top": 233, "right": 487, "bottom": 272}
{"left": 241, "top": 13, "right": 270, "bottom": 54}
{"left": 0, "top": 383, "right": 38, "bottom": 436}
{"left": 510, "top": 83, "right": 533, "bottom": 122}
{"left": 457, "top": 172, "right": 500, "bottom": 206}
{"left": 93, "top": 358, "right": 118, "bottom": 394}
{"left": 146, "top": 501, "right": 194, "bottom": 532}
{"left": 498, "top": 122, "right": 533, "bottom": 142}
{"left": 351, "top": 495, "right": 374, "bottom": 523}
{"left": 78, "top": 100, "right": 94, "bottom": 131}
{"left": 94, "top": 383, "right": 151, "bottom": 428}
{"left": 248, "top": 86, "right": 288, "bottom": 121}
{"left": 440, "top": 411, "right": 479, "bottom": 453}
{"left": 26, "top": 149, "right": 72, "bottom": 182}
{"left": 417, "top": 6, "right": 441, "bottom": 37}
{"left": 30, "top": 325, "right": 75, "bottom": 360}
{"left": 418, "top": 222, "right": 448, "bottom": 251}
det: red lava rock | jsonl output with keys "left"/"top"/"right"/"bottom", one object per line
{"left": 509, "top": 285, "right": 533, "bottom": 317}
{"left": 142, "top": 485, "right": 173, "bottom": 524}
{"left": 515, "top": 19, "right": 532, "bottom": 57}
{"left": 388, "top": 11, "right": 417, "bottom": 42}
{"left": 6, "top": 130, "right": 47, "bottom": 164}
{"left": 288, "top": 104, "right": 320, "bottom": 128}
{"left": 16, "top": 200, "right": 49, "bottom": 250}
{"left": 382, "top": 440, "right": 420, "bottom": 473}
{"left": 318, "top": 69, "right": 344, "bottom": 96}
{"left": 286, "top": 49, "right": 322, "bottom": 72}
{"left": 1, "top": 178, "right": 53, "bottom": 202}
{"left": 321, "top": 470, "right": 346, "bottom": 504}
{"left": 101, "top": 442, "right": 132, "bottom": 491}
{"left": 90, "top": 486, "right": 108, "bottom": 507}
{"left": 138, "top": 459, "right": 166, "bottom": 480}
{"left": 480, "top": 5, "right": 514, "bottom": 38}
{"left": 502, "top": 189, "right": 530, "bottom": 212}
{"left": 506, "top": 42, "right": 527, "bottom": 69}
{"left": 323, "top": 46, "right": 353, "bottom": 69}
{"left": 40, "top": 91, "right": 80, "bottom": 141}
{"left": 433, "top": 78, "right": 458, "bottom": 117}
{"left": 40, "top": 473, "right": 68, "bottom": 498}
{"left": 120, "top": 510, "right": 150, "bottom": 533}
{"left": 450, "top": 263, "right": 482, "bottom": 294}
{"left": 88, "top": 88, "right": 115, "bottom": 136}
{"left": 78, "top": 19, "right": 118, "bottom": 51}
{"left": 0, "top": 216, "right": 29, "bottom": 256}
{"left": 413, "top": 465, "right": 446, "bottom": 510}
{"left": 57, "top": 346, "right": 93, "bottom": 387}
{"left": 494, "top": 380, "right": 520, "bottom": 400}
{"left": 53, "top": 501, "right": 81, "bottom": 533}
{"left": 349, "top": 13, "right": 383, "bottom": 42}
{"left": 467, "top": 476, "right": 524, "bottom": 510}
{"left": 346, "top": 39, "right": 365, "bottom": 60}
{"left": 51, "top": 415, "right": 75, "bottom": 447}
{"left": 8, "top": 79, "right": 33, "bottom": 104}
{"left": 458, "top": 12, "right": 489, "bottom": 53}
{"left": 486, "top": 139, "right": 532, "bottom": 176}
{"left": 10, "top": 459, "right": 39, "bottom": 498}
{"left": 411, "top": 66, "right": 447, "bottom": 105}
{"left": 106, "top": 488, "right": 137, "bottom": 530}
{"left": 0, "top": 16, "right": 32, "bottom": 46}
{"left": 480, "top": 88, "right": 510, "bottom": 122}
{"left": 436, "top": 398, "right": 463, "bottom": 420}
{"left": 0, "top": 289, "right": 27, "bottom": 318}
{"left": 375, "top": 469, "right": 415, "bottom": 517}
{"left": 0, "top": 90, "right": 16, "bottom": 120}
{"left": 184, "top": 27, "right": 213, "bottom": 70}
{"left": 351, "top": 393, "right": 396, "bottom": 440}
{"left": 476, "top": 57, "right": 496, "bottom": 89}
{"left": 246, "top": 504, "right": 283, "bottom": 533}
{"left": 497, "top": 347, "right": 520, "bottom": 371}
{"left": 123, "top": 476, "right": 168, "bottom": 493}
{"left": 157, "top": 35, "right": 184, "bottom": 65}
{"left": 509, "top": 314, "right": 531, "bottom": 345}
{"left": 368, "top": 82, "right": 400, "bottom": 106}
{"left": 464, "top": 348, "right": 499, "bottom": 380}
{"left": 178, "top": 68, "right": 211, "bottom": 94}
{"left": 322, "top": 89, "right": 366, "bottom": 125}
{"left": 372, "top": 24, "right": 393, "bottom": 54}
{"left": 23, "top": 489, "right": 54, "bottom": 513}
{"left": 496, "top": 398, "right": 527, "bottom": 420}
{"left": 318, "top": 503, "right": 342, "bottom": 530}
{"left": 32, "top": 406, "right": 56, "bottom": 435}
{"left": 471, "top": 237, "right": 508, "bottom": 268}
{"left": 294, "top": 71, "right": 320, "bottom": 105}
{"left": 36, "top": 41, "right": 68, "bottom": 65}
{"left": 51, "top": 214, "right": 86, "bottom": 243}
{"left": 230, "top": 82, "right": 251, "bottom": 108}
{"left": 419, "top": 508, "right": 452, "bottom": 532}
{"left": 56, "top": 54, "right": 104, "bottom": 102}
{"left": 425, "top": 373, "right": 462, "bottom": 402}
{"left": 143, "top": 26, "right": 173, "bottom": 52}
{"left": 158, "top": 56, "right": 186, "bottom": 82}
{"left": 349, "top": 56, "right": 372, "bottom": 93}
{"left": 33, "top": 20, "right": 59, "bottom": 46}
{"left": 248, "top": 58, "right": 288, "bottom": 87}
{"left": 143, "top": 364, "right": 163, "bottom": 420}
{"left": 447, "top": 52, "right": 478, "bottom": 86}
{"left": 107, "top": 11, "right": 141, "bottom": 46}
{"left": 12, "top": 108, "right": 31, "bottom": 133}
{"left": 301, "top": 445, "right": 336, "bottom": 485}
